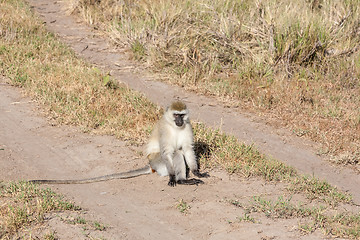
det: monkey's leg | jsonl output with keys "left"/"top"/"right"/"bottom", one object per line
{"left": 173, "top": 150, "right": 187, "bottom": 182}
{"left": 173, "top": 151, "right": 204, "bottom": 186}
{"left": 163, "top": 153, "right": 177, "bottom": 187}
{"left": 149, "top": 152, "right": 169, "bottom": 176}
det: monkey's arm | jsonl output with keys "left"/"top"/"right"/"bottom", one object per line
{"left": 163, "top": 151, "right": 176, "bottom": 187}
{"left": 184, "top": 147, "right": 209, "bottom": 178}
{"left": 159, "top": 137, "right": 179, "bottom": 186}
{"left": 182, "top": 145, "right": 208, "bottom": 178}
{"left": 183, "top": 145, "right": 198, "bottom": 171}
{"left": 29, "top": 166, "right": 152, "bottom": 184}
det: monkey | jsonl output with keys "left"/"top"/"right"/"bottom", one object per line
{"left": 146, "top": 100, "right": 207, "bottom": 186}
{"left": 29, "top": 101, "right": 207, "bottom": 186}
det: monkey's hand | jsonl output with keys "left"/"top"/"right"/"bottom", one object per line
{"left": 192, "top": 170, "right": 210, "bottom": 178}
{"left": 168, "top": 175, "right": 176, "bottom": 187}
{"left": 168, "top": 180, "right": 176, "bottom": 187}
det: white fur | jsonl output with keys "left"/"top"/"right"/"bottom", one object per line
{"left": 145, "top": 103, "right": 197, "bottom": 180}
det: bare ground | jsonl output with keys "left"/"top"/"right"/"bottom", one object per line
{"left": 0, "top": 0, "right": 359, "bottom": 239}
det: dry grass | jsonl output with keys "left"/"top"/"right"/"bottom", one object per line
{"left": 0, "top": 0, "right": 161, "bottom": 145}
{"left": 193, "top": 122, "right": 352, "bottom": 206}
{"left": 70, "top": 0, "right": 360, "bottom": 163}
{"left": 0, "top": 181, "right": 80, "bottom": 238}
{"left": 232, "top": 196, "right": 360, "bottom": 239}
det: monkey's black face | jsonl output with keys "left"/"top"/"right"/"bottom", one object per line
{"left": 173, "top": 114, "right": 185, "bottom": 127}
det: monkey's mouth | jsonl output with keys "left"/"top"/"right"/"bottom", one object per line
{"left": 175, "top": 121, "right": 183, "bottom": 127}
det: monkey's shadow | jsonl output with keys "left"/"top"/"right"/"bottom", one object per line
{"left": 187, "top": 141, "right": 212, "bottom": 178}
{"left": 194, "top": 141, "right": 212, "bottom": 161}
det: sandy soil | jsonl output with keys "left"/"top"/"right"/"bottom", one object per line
{"left": 0, "top": 0, "right": 358, "bottom": 239}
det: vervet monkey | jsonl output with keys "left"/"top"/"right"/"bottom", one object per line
{"left": 30, "top": 101, "right": 207, "bottom": 186}
{"left": 146, "top": 101, "right": 207, "bottom": 186}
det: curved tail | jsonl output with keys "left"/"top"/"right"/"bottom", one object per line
{"left": 29, "top": 166, "right": 152, "bottom": 184}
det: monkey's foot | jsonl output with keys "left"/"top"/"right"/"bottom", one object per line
{"left": 168, "top": 180, "right": 176, "bottom": 187}
{"left": 168, "top": 175, "right": 177, "bottom": 187}
{"left": 177, "top": 178, "right": 204, "bottom": 185}
{"left": 192, "top": 170, "right": 210, "bottom": 178}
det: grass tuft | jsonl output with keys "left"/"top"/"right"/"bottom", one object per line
{"left": 0, "top": 181, "right": 80, "bottom": 237}
{"left": 232, "top": 195, "right": 360, "bottom": 238}
{"left": 176, "top": 199, "right": 190, "bottom": 214}
{"left": 288, "top": 175, "right": 352, "bottom": 205}
{"left": 194, "top": 123, "right": 297, "bottom": 181}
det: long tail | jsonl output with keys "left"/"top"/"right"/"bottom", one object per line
{"left": 29, "top": 166, "right": 152, "bottom": 184}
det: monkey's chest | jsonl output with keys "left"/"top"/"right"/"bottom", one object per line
{"left": 160, "top": 127, "right": 190, "bottom": 151}
{"left": 173, "top": 132, "right": 188, "bottom": 150}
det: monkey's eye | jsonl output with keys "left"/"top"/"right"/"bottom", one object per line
{"left": 174, "top": 114, "right": 184, "bottom": 118}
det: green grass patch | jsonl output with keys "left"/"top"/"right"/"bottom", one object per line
{"left": 176, "top": 199, "right": 190, "bottom": 214}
